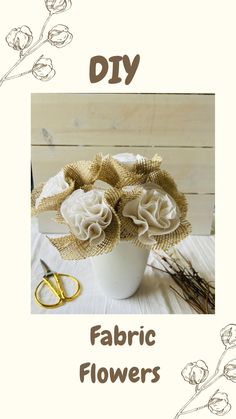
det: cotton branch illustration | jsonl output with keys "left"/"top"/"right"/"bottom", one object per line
{"left": 0, "top": 0, "right": 73, "bottom": 87}
{"left": 174, "top": 324, "right": 236, "bottom": 418}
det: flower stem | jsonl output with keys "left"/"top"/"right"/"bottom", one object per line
{"left": 5, "top": 70, "right": 32, "bottom": 80}
{"left": 175, "top": 344, "right": 236, "bottom": 418}
{"left": 23, "top": 13, "right": 51, "bottom": 56}
{"left": 181, "top": 404, "right": 208, "bottom": 415}
{"left": 174, "top": 375, "right": 222, "bottom": 418}
{"left": 198, "top": 344, "right": 236, "bottom": 391}
{"left": 0, "top": 13, "right": 51, "bottom": 87}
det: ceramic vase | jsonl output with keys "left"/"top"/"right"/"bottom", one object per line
{"left": 92, "top": 241, "right": 149, "bottom": 299}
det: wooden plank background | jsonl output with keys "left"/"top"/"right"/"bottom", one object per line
{"left": 31, "top": 93, "right": 215, "bottom": 235}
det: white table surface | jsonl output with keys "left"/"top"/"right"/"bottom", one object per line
{"left": 31, "top": 218, "right": 215, "bottom": 315}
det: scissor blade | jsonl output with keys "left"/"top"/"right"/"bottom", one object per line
{"left": 40, "top": 259, "right": 52, "bottom": 275}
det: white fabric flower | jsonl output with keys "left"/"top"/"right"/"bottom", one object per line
{"left": 60, "top": 189, "right": 112, "bottom": 245}
{"left": 113, "top": 153, "right": 145, "bottom": 170}
{"left": 123, "top": 184, "right": 180, "bottom": 245}
{"left": 181, "top": 360, "right": 209, "bottom": 385}
{"left": 36, "top": 170, "right": 69, "bottom": 208}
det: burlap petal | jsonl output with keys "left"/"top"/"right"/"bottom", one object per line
{"left": 63, "top": 160, "right": 97, "bottom": 188}
{"left": 133, "top": 153, "right": 162, "bottom": 175}
{"left": 90, "top": 153, "right": 163, "bottom": 188}
{"left": 31, "top": 178, "right": 75, "bottom": 216}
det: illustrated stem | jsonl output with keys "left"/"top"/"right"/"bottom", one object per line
{"left": 180, "top": 404, "right": 208, "bottom": 415}
{"left": 198, "top": 344, "right": 236, "bottom": 392}
{"left": 0, "top": 56, "right": 23, "bottom": 87}
{"left": 175, "top": 344, "right": 236, "bottom": 418}
{"left": 5, "top": 70, "right": 32, "bottom": 80}
{"left": 0, "top": 13, "right": 51, "bottom": 87}
{"left": 23, "top": 13, "right": 51, "bottom": 56}
{"left": 174, "top": 375, "right": 222, "bottom": 418}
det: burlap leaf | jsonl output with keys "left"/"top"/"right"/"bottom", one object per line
{"left": 48, "top": 187, "right": 121, "bottom": 260}
{"left": 31, "top": 178, "right": 75, "bottom": 216}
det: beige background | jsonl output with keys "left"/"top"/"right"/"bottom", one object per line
{"left": 0, "top": 0, "right": 236, "bottom": 418}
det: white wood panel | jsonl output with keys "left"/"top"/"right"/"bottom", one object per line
{"left": 31, "top": 93, "right": 214, "bottom": 147}
{"left": 37, "top": 195, "right": 214, "bottom": 236}
{"left": 187, "top": 195, "right": 214, "bottom": 235}
{"left": 31, "top": 145, "right": 214, "bottom": 194}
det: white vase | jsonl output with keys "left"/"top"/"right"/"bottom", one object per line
{"left": 92, "top": 241, "right": 149, "bottom": 299}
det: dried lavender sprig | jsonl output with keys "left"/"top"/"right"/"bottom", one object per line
{"left": 149, "top": 250, "right": 215, "bottom": 314}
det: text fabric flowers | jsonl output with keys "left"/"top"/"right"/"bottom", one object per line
{"left": 61, "top": 189, "right": 113, "bottom": 245}
{"left": 123, "top": 185, "right": 180, "bottom": 245}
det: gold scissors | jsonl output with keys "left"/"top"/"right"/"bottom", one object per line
{"left": 35, "top": 259, "right": 81, "bottom": 309}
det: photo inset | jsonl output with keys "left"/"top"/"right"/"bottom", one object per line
{"left": 31, "top": 93, "right": 215, "bottom": 314}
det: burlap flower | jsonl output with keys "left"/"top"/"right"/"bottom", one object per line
{"left": 118, "top": 170, "right": 191, "bottom": 250}
{"left": 31, "top": 153, "right": 191, "bottom": 258}
{"left": 48, "top": 187, "right": 122, "bottom": 259}
{"left": 31, "top": 160, "right": 97, "bottom": 216}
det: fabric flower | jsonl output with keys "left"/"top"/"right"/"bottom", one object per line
{"left": 61, "top": 189, "right": 113, "bottom": 246}
{"left": 113, "top": 153, "right": 145, "bottom": 170}
{"left": 181, "top": 360, "right": 209, "bottom": 385}
{"left": 35, "top": 170, "right": 70, "bottom": 209}
{"left": 220, "top": 324, "right": 236, "bottom": 349}
{"left": 45, "top": 0, "right": 72, "bottom": 14}
{"left": 123, "top": 184, "right": 180, "bottom": 245}
{"left": 49, "top": 188, "right": 121, "bottom": 260}
{"left": 32, "top": 56, "right": 55, "bottom": 81}
{"left": 48, "top": 24, "right": 73, "bottom": 48}
{"left": 224, "top": 359, "right": 236, "bottom": 383}
{"left": 6, "top": 26, "right": 33, "bottom": 51}
{"left": 208, "top": 392, "right": 231, "bottom": 416}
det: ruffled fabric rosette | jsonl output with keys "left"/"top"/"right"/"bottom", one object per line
{"left": 117, "top": 170, "right": 191, "bottom": 250}
{"left": 31, "top": 152, "right": 191, "bottom": 259}
{"left": 48, "top": 187, "right": 122, "bottom": 259}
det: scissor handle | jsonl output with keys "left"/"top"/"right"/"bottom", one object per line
{"left": 34, "top": 278, "right": 64, "bottom": 309}
{"left": 57, "top": 273, "right": 81, "bottom": 301}
{"left": 34, "top": 273, "right": 81, "bottom": 309}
